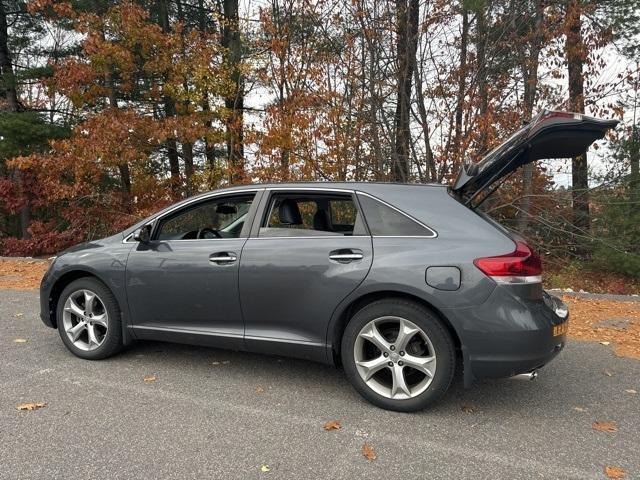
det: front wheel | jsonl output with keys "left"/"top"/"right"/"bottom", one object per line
{"left": 57, "top": 277, "right": 123, "bottom": 360}
{"left": 341, "top": 299, "right": 455, "bottom": 412}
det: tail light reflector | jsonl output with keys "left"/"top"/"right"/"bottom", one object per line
{"left": 474, "top": 241, "right": 542, "bottom": 284}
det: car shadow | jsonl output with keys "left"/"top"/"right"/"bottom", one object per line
{"left": 110, "top": 339, "right": 628, "bottom": 417}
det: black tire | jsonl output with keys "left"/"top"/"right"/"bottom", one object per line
{"left": 56, "top": 277, "right": 123, "bottom": 360}
{"left": 341, "top": 298, "right": 455, "bottom": 412}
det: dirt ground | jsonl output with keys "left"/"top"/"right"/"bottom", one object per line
{"left": 1, "top": 258, "right": 639, "bottom": 361}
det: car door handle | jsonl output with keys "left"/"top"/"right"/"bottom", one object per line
{"left": 209, "top": 252, "right": 238, "bottom": 264}
{"left": 329, "top": 249, "right": 364, "bottom": 262}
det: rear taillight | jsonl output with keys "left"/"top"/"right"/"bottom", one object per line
{"left": 474, "top": 241, "right": 542, "bottom": 284}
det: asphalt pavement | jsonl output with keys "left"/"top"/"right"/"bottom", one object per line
{"left": 1, "top": 289, "right": 638, "bottom": 480}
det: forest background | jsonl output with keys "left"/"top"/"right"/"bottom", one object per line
{"left": 1, "top": 0, "right": 639, "bottom": 292}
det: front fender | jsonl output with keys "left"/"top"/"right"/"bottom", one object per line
{"left": 41, "top": 239, "right": 134, "bottom": 344}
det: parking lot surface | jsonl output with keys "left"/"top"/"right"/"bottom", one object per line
{"left": 1, "top": 289, "right": 638, "bottom": 479}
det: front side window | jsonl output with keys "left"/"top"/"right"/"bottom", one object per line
{"left": 156, "top": 193, "right": 255, "bottom": 240}
{"left": 357, "top": 193, "right": 435, "bottom": 237}
{"left": 259, "top": 192, "right": 367, "bottom": 237}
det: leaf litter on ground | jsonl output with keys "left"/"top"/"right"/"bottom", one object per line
{"left": 322, "top": 420, "right": 341, "bottom": 430}
{"left": 362, "top": 443, "right": 377, "bottom": 460}
{"left": 461, "top": 403, "right": 476, "bottom": 414}
{"left": 604, "top": 466, "right": 626, "bottom": 479}
{"left": 17, "top": 402, "right": 46, "bottom": 411}
{"left": 592, "top": 421, "right": 618, "bottom": 433}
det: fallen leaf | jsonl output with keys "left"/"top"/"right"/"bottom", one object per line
{"left": 603, "top": 369, "right": 614, "bottom": 377}
{"left": 573, "top": 406, "right": 588, "bottom": 412}
{"left": 604, "top": 466, "right": 626, "bottom": 479}
{"left": 600, "top": 341, "right": 611, "bottom": 346}
{"left": 256, "top": 386, "right": 265, "bottom": 394}
{"left": 362, "top": 443, "right": 377, "bottom": 461}
{"left": 260, "top": 465, "right": 270, "bottom": 472}
{"left": 143, "top": 375, "right": 157, "bottom": 383}
{"left": 592, "top": 421, "right": 618, "bottom": 432}
{"left": 323, "top": 420, "right": 341, "bottom": 430}
{"left": 17, "top": 402, "right": 46, "bottom": 411}
{"left": 624, "top": 389, "right": 637, "bottom": 394}
{"left": 13, "top": 338, "right": 28, "bottom": 344}
{"left": 14, "top": 313, "right": 24, "bottom": 318}
{"left": 461, "top": 403, "right": 476, "bottom": 414}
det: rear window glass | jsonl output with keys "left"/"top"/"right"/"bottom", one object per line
{"left": 357, "top": 194, "right": 435, "bottom": 237}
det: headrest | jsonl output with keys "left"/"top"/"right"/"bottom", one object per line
{"left": 313, "top": 209, "right": 331, "bottom": 231}
{"left": 279, "top": 199, "right": 302, "bottom": 225}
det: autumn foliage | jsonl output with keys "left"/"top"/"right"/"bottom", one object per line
{"left": 0, "top": 0, "right": 638, "bottom": 275}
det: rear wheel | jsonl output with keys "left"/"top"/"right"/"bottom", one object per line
{"left": 341, "top": 299, "right": 455, "bottom": 412}
{"left": 57, "top": 277, "right": 123, "bottom": 360}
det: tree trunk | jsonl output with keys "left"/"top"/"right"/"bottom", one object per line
{"left": 222, "top": 0, "right": 244, "bottom": 183}
{"left": 197, "top": 0, "right": 216, "bottom": 181}
{"left": 517, "top": 0, "right": 544, "bottom": 232}
{"left": 1, "top": 2, "right": 30, "bottom": 239}
{"left": 183, "top": 141, "right": 194, "bottom": 194}
{"left": 565, "top": 0, "right": 590, "bottom": 232}
{"left": 105, "top": 68, "right": 132, "bottom": 211}
{"left": 413, "top": 64, "right": 436, "bottom": 182}
{"left": 475, "top": 4, "right": 488, "bottom": 154}
{"left": 631, "top": 125, "right": 639, "bottom": 191}
{"left": 452, "top": 4, "right": 469, "bottom": 170}
{"left": 392, "top": 0, "right": 419, "bottom": 182}
{"left": 157, "top": 0, "right": 182, "bottom": 198}
{"left": 630, "top": 65, "right": 639, "bottom": 192}
{"left": 0, "top": 2, "right": 19, "bottom": 111}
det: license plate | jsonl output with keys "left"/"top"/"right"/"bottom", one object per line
{"left": 553, "top": 321, "right": 569, "bottom": 337}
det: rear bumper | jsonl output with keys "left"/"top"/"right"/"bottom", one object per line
{"left": 445, "top": 288, "right": 568, "bottom": 386}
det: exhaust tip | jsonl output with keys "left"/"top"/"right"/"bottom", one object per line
{"left": 511, "top": 370, "right": 538, "bottom": 381}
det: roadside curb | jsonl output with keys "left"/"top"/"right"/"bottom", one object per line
{"left": 548, "top": 289, "right": 640, "bottom": 303}
{"left": 0, "top": 256, "right": 51, "bottom": 262}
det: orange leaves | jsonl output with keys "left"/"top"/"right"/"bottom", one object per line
{"left": 562, "top": 296, "right": 640, "bottom": 359}
{"left": 322, "top": 420, "right": 341, "bottom": 431}
{"left": 16, "top": 402, "right": 46, "bottom": 411}
{"left": 604, "top": 466, "right": 626, "bottom": 479}
{"left": 362, "top": 443, "right": 377, "bottom": 461}
{"left": 0, "top": 259, "right": 50, "bottom": 289}
{"left": 27, "top": 0, "right": 75, "bottom": 18}
{"left": 143, "top": 375, "right": 158, "bottom": 383}
{"left": 592, "top": 421, "right": 618, "bottom": 433}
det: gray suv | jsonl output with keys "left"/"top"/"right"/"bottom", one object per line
{"left": 39, "top": 110, "right": 617, "bottom": 411}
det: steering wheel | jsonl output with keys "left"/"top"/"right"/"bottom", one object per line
{"left": 197, "top": 228, "right": 222, "bottom": 239}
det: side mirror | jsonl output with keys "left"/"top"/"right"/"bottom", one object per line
{"left": 133, "top": 225, "right": 151, "bottom": 244}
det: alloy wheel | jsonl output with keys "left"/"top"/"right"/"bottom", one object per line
{"left": 353, "top": 316, "right": 436, "bottom": 400}
{"left": 62, "top": 289, "right": 109, "bottom": 351}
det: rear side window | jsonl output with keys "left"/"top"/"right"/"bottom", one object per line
{"left": 357, "top": 193, "right": 435, "bottom": 237}
{"left": 260, "top": 192, "right": 367, "bottom": 237}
